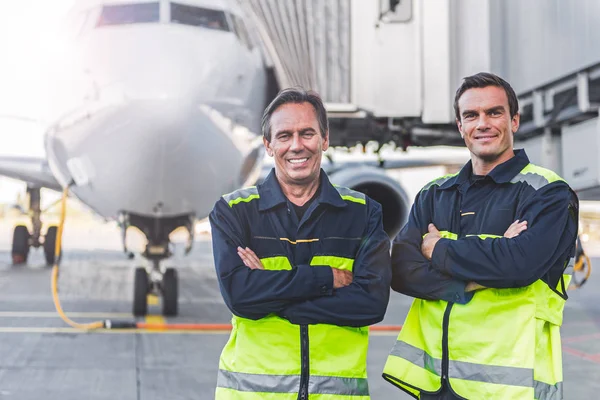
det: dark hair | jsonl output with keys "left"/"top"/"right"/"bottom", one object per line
{"left": 261, "top": 87, "right": 329, "bottom": 142}
{"left": 454, "top": 72, "right": 519, "bottom": 120}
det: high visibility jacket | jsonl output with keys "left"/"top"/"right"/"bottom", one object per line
{"left": 210, "top": 170, "right": 391, "bottom": 399}
{"left": 383, "top": 150, "right": 578, "bottom": 400}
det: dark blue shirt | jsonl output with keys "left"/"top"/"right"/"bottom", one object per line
{"left": 209, "top": 169, "right": 392, "bottom": 326}
{"left": 391, "top": 150, "right": 578, "bottom": 304}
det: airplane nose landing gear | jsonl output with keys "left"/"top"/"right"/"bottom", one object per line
{"left": 132, "top": 261, "right": 179, "bottom": 317}
{"left": 126, "top": 212, "right": 194, "bottom": 317}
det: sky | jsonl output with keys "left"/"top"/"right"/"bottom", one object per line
{"left": 0, "top": 0, "right": 75, "bottom": 203}
{"left": 0, "top": 0, "right": 75, "bottom": 118}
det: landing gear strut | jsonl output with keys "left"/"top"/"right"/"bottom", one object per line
{"left": 11, "top": 186, "right": 59, "bottom": 266}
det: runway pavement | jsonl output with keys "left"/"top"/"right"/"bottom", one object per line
{"left": 0, "top": 220, "right": 598, "bottom": 399}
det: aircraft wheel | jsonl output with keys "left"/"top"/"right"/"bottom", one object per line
{"left": 133, "top": 267, "right": 149, "bottom": 316}
{"left": 11, "top": 225, "right": 30, "bottom": 265}
{"left": 162, "top": 268, "right": 178, "bottom": 317}
{"left": 43, "top": 226, "right": 59, "bottom": 266}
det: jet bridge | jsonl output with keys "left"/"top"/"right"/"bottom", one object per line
{"left": 515, "top": 63, "right": 600, "bottom": 200}
{"left": 240, "top": 0, "right": 463, "bottom": 149}
{"left": 242, "top": 0, "right": 600, "bottom": 200}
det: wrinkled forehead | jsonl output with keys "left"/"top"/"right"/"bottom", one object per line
{"left": 270, "top": 102, "right": 320, "bottom": 133}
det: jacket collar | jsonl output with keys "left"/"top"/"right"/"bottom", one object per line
{"left": 258, "top": 168, "right": 347, "bottom": 211}
{"left": 439, "top": 149, "right": 530, "bottom": 190}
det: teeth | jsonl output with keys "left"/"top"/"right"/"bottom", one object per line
{"left": 288, "top": 158, "right": 308, "bottom": 164}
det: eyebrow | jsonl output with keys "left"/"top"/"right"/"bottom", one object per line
{"left": 462, "top": 106, "right": 505, "bottom": 117}
{"left": 275, "top": 127, "right": 317, "bottom": 136}
{"left": 485, "top": 106, "right": 505, "bottom": 113}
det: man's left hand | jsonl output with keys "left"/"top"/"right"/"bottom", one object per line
{"left": 421, "top": 223, "right": 441, "bottom": 260}
{"left": 237, "top": 247, "right": 265, "bottom": 270}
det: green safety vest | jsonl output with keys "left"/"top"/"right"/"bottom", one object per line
{"left": 383, "top": 232, "right": 573, "bottom": 400}
{"left": 216, "top": 254, "right": 370, "bottom": 399}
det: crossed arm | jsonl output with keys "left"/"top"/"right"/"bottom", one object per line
{"left": 210, "top": 198, "right": 391, "bottom": 326}
{"left": 392, "top": 184, "right": 577, "bottom": 302}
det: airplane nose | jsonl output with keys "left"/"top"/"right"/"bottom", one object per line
{"left": 49, "top": 97, "right": 253, "bottom": 218}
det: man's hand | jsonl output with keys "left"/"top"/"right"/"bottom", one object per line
{"left": 465, "top": 282, "right": 486, "bottom": 292}
{"left": 503, "top": 219, "right": 527, "bottom": 238}
{"left": 237, "top": 247, "right": 264, "bottom": 270}
{"left": 421, "top": 223, "right": 441, "bottom": 260}
{"left": 332, "top": 268, "right": 352, "bottom": 289}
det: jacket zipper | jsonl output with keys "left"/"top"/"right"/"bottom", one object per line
{"left": 299, "top": 324, "right": 309, "bottom": 400}
{"left": 442, "top": 191, "right": 463, "bottom": 385}
{"left": 441, "top": 303, "right": 453, "bottom": 382}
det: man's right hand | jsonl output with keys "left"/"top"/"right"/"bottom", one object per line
{"left": 332, "top": 268, "right": 352, "bottom": 289}
{"left": 504, "top": 219, "right": 527, "bottom": 238}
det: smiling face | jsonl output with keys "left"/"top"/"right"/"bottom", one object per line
{"left": 456, "top": 85, "right": 520, "bottom": 174}
{"left": 264, "top": 101, "right": 328, "bottom": 188}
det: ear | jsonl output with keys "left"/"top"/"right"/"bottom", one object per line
{"left": 322, "top": 131, "right": 329, "bottom": 152}
{"left": 511, "top": 113, "right": 520, "bottom": 134}
{"left": 263, "top": 137, "right": 273, "bottom": 157}
{"left": 456, "top": 118, "right": 464, "bottom": 139}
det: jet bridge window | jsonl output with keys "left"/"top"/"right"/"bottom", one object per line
{"left": 170, "top": 3, "right": 230, "bottom": 31}
{"left": 97, "top": 3, "right": 160, "bottom": 27}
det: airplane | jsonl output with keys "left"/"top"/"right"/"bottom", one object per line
{"left": 0, "top": 0, "right": 467, "bottom": 317}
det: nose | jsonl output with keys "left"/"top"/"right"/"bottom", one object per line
{"left": 290, "top": 133, "right": 303, "bottom": 151}
{"left": 476, "top": 114, "right": 491, "bottom": 131}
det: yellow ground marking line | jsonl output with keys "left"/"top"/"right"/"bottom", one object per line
{"left": 0, "top": 326, "right": 399, "bottom": 336}
{"left": 144, "top": 314, "right": 166, "bottom": 330}
{"left": 147, "top": 294, "right": 159, "bottom": 306}
{"left": 0, "top": 327, "right": 231, "bottom": 334}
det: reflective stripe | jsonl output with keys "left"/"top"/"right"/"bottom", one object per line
{"left": 391, "top": 340, "right": 533, "bottom": 388}
{"left": 422, "top": 172, "right": 459, "bottom": 191}
{"left": 423, "top": 230, "right": 457, "bottom": 240}
{"left": 510, "top": 173, "right": 550, "bottom": 190}
{"left": 218, "top": 370, "right": 368, "bottom": 396}
{"left": 260, "top": 256, "right": 292, "bottom": 270}
{"left": 534, "top": 380, "right": 562, "bottom": 400}
{"left": 310, "top": 255, "right": 354, "bottom": 271}
{"left": 309, "top": 375, "right": 369, "bottom": 396}
{"left": 223, "top": 187, "right": 260, "bottom": 207}
{"left": 217, "top": 369, "right": 299, "bottom": 393}
{"left": 280, "top": 237, "right": 320, "bottom": 245}
{"left": 334, "top": 186, "right": 366, "bottom": 204}
{"left": 448, "top": 359, "right": 533, "bottom": 388}
{"left": 389, "top": 340, "right": 442, "bottom": 376}
{"left": 510, "top": 164, "right": 565, "bottom": 190}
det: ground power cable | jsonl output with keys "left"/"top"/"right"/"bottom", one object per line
{"left": 50, "top": 184, "right": 402, "bottom": 332}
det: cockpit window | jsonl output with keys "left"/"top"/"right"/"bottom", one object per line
{"left": 170, "top": 2, "right": 230, "bottom": 31}
{"left": 97, "top": 3, "right": 160, "bottom": 27}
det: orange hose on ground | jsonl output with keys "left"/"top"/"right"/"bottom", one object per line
{"left": 136, "top": 323, "right": 233, "bottom": 330}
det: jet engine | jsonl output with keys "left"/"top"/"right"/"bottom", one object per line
{"left": 328, "top": 166, "right": 409, "bottom": 239}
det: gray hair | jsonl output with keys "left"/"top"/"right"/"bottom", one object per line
{"left": 261, "top": 87, "right": 329, "bottom": 142}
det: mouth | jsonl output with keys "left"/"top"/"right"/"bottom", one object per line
{"left": 287, "top": 157, "right": 309, "bottom": 167}
{"left": 474, "top": 134, "right": 498, "bottom": 142}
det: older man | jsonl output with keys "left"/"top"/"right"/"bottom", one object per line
{"left": 210, "top": 87, "right": 391, "bottom": 399}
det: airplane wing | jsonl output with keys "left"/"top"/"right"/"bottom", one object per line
{"left": 0, "top": 156, "right": 62, "bottom": 191}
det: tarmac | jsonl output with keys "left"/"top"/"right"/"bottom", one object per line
{"left": 0, "top": 220, "right": 599, "bottom": 399}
